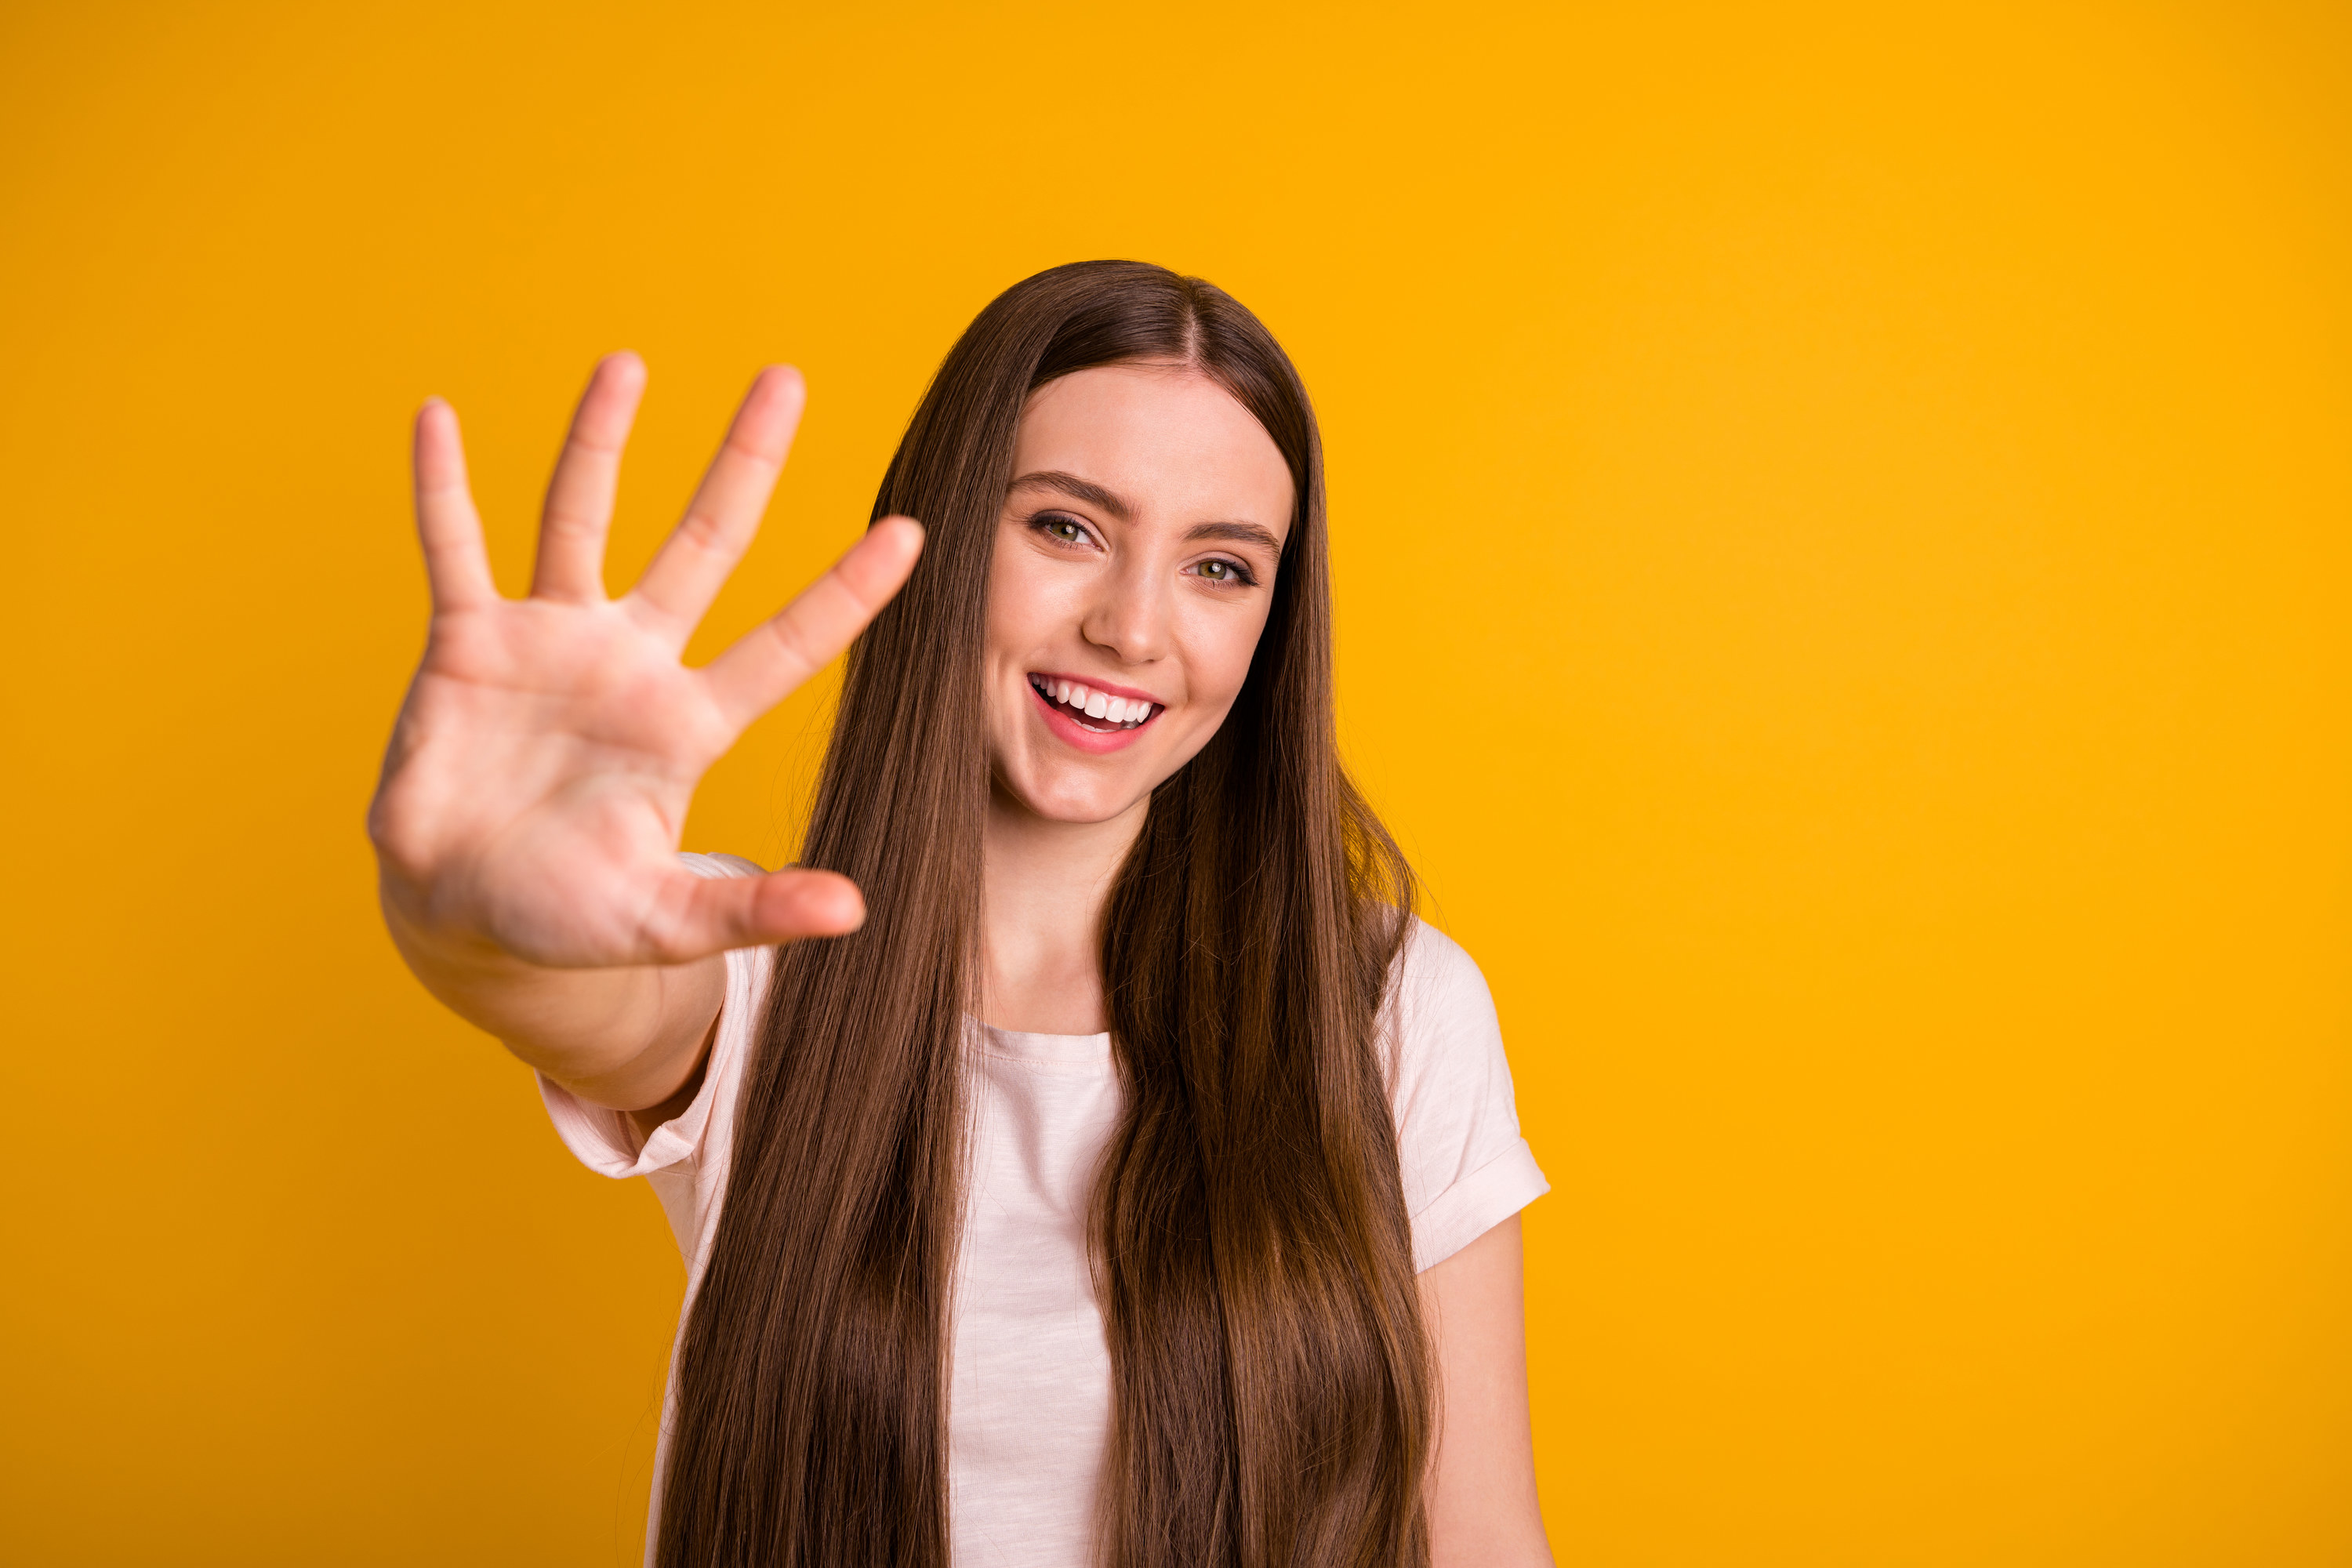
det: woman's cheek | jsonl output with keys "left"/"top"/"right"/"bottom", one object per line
{"left": 1200, "top": 608, "right": 1272, "bottom": 711}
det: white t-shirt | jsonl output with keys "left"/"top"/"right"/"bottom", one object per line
{"left": 539, "top": 854, "right": 1548, "bottom": 1568}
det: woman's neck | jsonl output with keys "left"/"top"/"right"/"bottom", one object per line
{"left": 978, "top": 782, "right": 1148, "bottom": 1035}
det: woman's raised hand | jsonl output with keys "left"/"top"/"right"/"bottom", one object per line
{"left": 368, "top": 354, "right": 922, "bottom": 977}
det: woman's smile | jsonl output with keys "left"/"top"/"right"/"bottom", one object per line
{"left": 1026, "top": 672, "right": 1162, "bottom": 748}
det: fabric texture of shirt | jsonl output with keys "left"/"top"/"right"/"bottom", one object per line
{"left": 539, "top": 852, "right": 1549, "bottom": 1568}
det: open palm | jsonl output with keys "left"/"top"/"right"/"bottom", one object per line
{"left": 368, "top": 354, "right": 921, "bottom": 971}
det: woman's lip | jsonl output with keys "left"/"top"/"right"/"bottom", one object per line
{"left": 1028, "top": 679, "right": 1156, "bottom": 754}
{"left": 1027, "top": 670, "right": 1165, "bottom": 705}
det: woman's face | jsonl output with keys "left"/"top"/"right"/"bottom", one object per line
{"left": 984, "top": 363, "right": 1295, "bottom": 826}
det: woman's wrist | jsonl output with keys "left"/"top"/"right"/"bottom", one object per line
{"left": 379, "top": 884, "right": 724, "bottom": 1101}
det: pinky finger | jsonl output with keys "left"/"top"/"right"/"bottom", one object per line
{"left": 414, "top": 398, "right": 499, "bottom": 612}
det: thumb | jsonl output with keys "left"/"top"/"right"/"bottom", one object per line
{"left": 647, "top": 865, "right": 867, "bottom": 960}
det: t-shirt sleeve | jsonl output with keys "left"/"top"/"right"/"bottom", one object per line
{"left": 535, "top": 852, "right": 771, "bottom": 1181}
{"left": 1387, "top": 920, "right": 1549, "bottom": 1272}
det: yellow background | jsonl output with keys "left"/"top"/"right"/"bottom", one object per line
{"left": 4, "top": 2, "right": 2347, "bottom": 1563}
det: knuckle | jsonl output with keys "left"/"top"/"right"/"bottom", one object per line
{"left": 761, "top": 612, "right": 821, "bottom": 670}
{"left": 637, "top": 881, "right": 710, "bottom": 965}
{"left": 566, "top": 426, "right": 626, "bottom": 459}
{"left": 675, "top": 506, "right": 735, "bottom": 554}
{"left": 720, "top": 430, "right": 786, "bottom": 468}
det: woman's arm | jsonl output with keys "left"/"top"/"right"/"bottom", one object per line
{"left": 367, "top": 354, "right": 920, "bottom": 1109}
{"left": 1421, "top": 1213, "right": 1555, "bottom": 1567}
{"left": 376, "top": 902, "right": 728, "bottom": 1112}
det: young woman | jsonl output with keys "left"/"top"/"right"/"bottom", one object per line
{"left": 370, "top": 262, "right": 1552, "bottom": 1568}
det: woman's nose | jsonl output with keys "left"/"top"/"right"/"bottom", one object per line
{"left": 1081, "top": 554, "right": 1171, "bottom": 665}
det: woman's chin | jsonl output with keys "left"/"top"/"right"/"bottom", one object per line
{"left": 990, "top": 766, "right": 1154, "bottom": 829}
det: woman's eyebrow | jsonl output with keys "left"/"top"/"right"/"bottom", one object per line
{"left": 1011, "top": 472, "right": 1282, "bottom": 556}
{"left": 1010, "top": 470, "right": 1132, "bottom": 520}
{"left": 1187, "top": 521, "right": 1284, "bottom": 557}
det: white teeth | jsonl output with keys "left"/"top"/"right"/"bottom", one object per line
{"left": 1031, "top": 678, "right": 1155, "bottom": 726}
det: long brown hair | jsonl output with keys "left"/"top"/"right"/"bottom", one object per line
{"left": 659, "top": 261, "right": 1431, "bottom": 1568}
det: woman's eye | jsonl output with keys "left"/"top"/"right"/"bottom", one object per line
{"left": 1192, "top": 559, "right": 1254, "bottom": 585}
{"left": 1038, "top": 514, "right": 1088, "bottom": 544}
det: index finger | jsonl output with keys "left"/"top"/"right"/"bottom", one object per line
{"left": 626, "top": 365, "right": 806, "bottom": 641}
{"left": 699, "top": 518, "right": 924, "bottom": 731}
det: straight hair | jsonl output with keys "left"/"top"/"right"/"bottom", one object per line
{"left": 658, "top": 260, "right": 1431, "bottom": 1568}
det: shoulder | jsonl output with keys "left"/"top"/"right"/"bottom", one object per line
{"left": 1380, "top": 918, "right": 1548, "bottom": 1269}
{"left": 1393, "top": 917, "right": 1497, "bottom": 1011}
{"left": 1382, "top": 916, "right": 1515, "bottom": 1120}
{"left": 1385, "top": 916, "right": 1504, "bottom": 1062}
